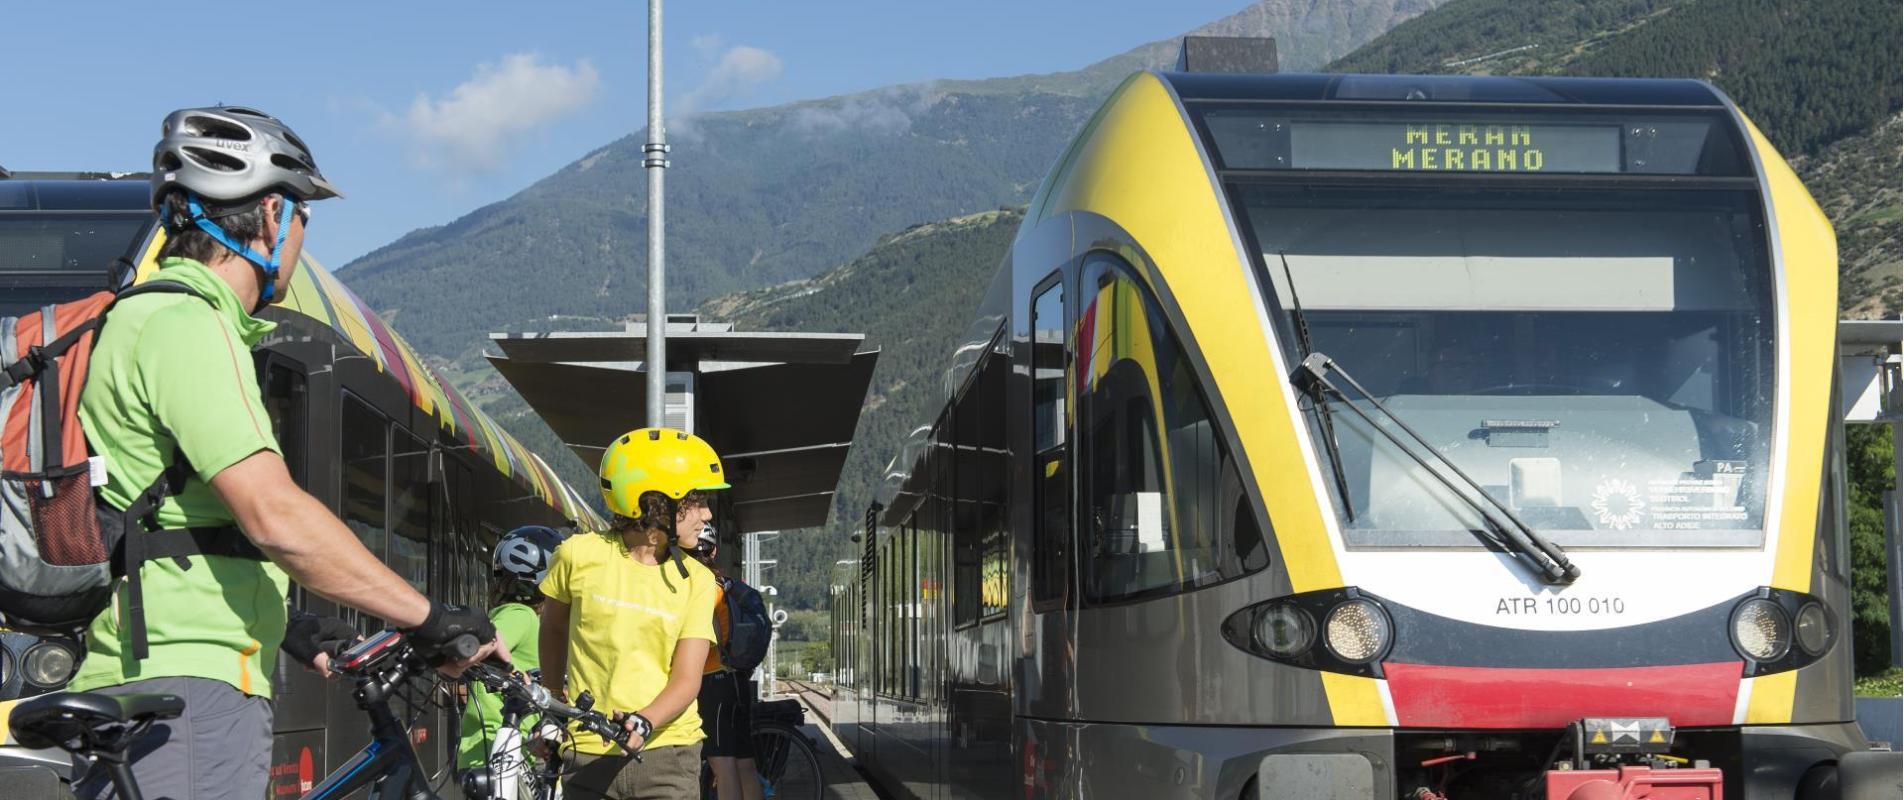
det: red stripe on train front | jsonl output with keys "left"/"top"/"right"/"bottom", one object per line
{"left": 1383, "top": 661, "right": 1741, "bottom": 728}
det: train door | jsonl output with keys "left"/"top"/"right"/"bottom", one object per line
{"left": 389, "top": 426, "right": 444, "bottom": 777}
{"left": 1019, "top": 270, "right": 1077, "bottom": 798}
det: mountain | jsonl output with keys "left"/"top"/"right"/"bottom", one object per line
{"left": 341, "top": 0, "right": 1446, "bottom": 368}
{"left": 1792, "top": 116, "right": 1901, "bottom": 320}
{"left": 699, "top": 209, "right": 1024, "bottom": 612}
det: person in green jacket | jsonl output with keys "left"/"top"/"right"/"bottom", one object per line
{"left": 457, "top": 525, "right": 564, "bottom": 775}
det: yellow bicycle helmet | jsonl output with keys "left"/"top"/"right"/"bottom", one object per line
{"left": 599, "top": 428, "right": 731, "bottom": 519}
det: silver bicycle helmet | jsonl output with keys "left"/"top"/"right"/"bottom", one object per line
{"left": 150, "top": 106, "right": 342, "bottom": 210}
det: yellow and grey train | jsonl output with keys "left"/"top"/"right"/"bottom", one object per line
{"left": 830, "top": 71, "right": 1878, "bottom": 799}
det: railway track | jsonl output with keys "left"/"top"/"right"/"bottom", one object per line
{"left": 780, "top": 679, "right": 835, "bottom": 726}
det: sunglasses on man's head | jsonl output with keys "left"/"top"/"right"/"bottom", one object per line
{"left": 293, "top": 201, "right": 312, "bottom": 227}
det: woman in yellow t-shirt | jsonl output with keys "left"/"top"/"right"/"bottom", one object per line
{"left": 539, "top": 428, "right": 731, "bottom": 799}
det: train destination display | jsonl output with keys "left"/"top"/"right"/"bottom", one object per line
{"left": 1287, "top": 121, "right": 1622, "bottom": 173}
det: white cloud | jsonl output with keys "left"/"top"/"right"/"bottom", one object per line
{"left": 389, "top": 53, "right": 600, "bottom": 174}
{"left": 788, "top": 86, "right": 938, "bottom": 137}
{"left": 690, "top": 34, "right": 725, "bottom": 58}
{"left": 676, "top": 45, "right": 783, "bottom": 116}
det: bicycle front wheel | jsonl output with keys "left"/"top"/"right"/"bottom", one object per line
{"left": 750, "top": 721, "right": 824, "bottom": 800}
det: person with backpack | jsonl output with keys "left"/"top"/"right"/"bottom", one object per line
{"left": 456, "top": 525, "right": 562, "bottom": 777}
{"left": 539, "top": 428, "right": 729, "bottom": 799}
{"left": 0, "top": 106, "right": 504, "bottom": 800}
{"left": 687, "top": 528, "right": 768, "bottom": 800}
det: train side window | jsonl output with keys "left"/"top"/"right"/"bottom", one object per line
{"left": 1077, "top": 255, "right": 1265, "bottom": 604}
{"left": 953, "top": 398, "right": 981, "bottom": 627}
{"left": 1031, "top": 277, "right": 1072, "bottom": 609}
{"left": 260, "top": 359, "right": 308, "bottom": 487}
{"left": 260, "top": 359, "right": 308, "bottom": 608}
{"left": 390, "top": 429, "right": 431, "bottom": 595}
{"left": 340, "top": 394, "right": 389, "bottom": 631}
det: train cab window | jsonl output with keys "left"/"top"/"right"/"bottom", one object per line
{"left": 340, "top": 394, "right": 388, "bottom": 631}
{"left": 1078, "top": 255, "right": 1263, "bottom": 604}
{"left": 1030, "top": 279, "right": 1071, "bottom": 608}
{"left": 1241, "top": 183, "right": 1775, "bottom": 548}
{"left": 389, "top": 430, "right": 431, "bottom": 595}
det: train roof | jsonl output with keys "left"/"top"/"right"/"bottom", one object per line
{"left": 1161, "top": 72, "right": 1731, "bottom": 108}
{"left": 128, "top": 231, "right": 606, "bottom": 531}
{"left": 0, "top": 178, "right": 150, "bottom": 211}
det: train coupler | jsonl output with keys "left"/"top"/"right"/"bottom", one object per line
{"left": 1542, "top": 718, "right": 1720, "bottom": 799}
{"left": 1542, "top": 765, "right": 1722, "bottom": 800}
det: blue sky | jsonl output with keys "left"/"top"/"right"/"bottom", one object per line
{"left": 1, "top": 0, "right": 1245, "bottom": 266}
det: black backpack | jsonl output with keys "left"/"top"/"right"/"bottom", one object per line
{"left": 718, "top": 576, "right": 772, "bottom": 676}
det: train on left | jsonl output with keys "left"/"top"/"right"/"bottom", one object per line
{"left": 0, "top": 172, "right": 604, "bottom": 794}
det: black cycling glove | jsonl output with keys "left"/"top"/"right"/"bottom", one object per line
{"left": 403, "top": 602, "right": 496, "bottom": 660}
{"left": 282, "top": 611, "right": 359, "bottom": 669}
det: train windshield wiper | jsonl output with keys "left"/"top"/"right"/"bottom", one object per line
{"left": 1290, "top": 352, "right": 1582, "bottom": 585}
{"left": 1277, "top": 254, "right": 1357, "bottom": 522}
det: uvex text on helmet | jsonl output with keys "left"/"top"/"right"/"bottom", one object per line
{"left": 151, "top": 106, "right": 343, "bottom": 210}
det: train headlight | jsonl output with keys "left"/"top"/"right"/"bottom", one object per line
{"left": 1730, "top": 598, "right": 1791, "bottom": 662}
{"left": 1324, "top": 599, "right": 1391, "bottom": 664}
{"left": 22, "top": 641, "right": 77, "bottom": 688}
{"left": 1253, "top": 603, "right": 1314, "bottom": 658}
{"left": 1794, "top": 602, "right": 1831, "bottom": 657}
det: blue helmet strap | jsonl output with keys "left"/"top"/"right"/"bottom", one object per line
{"left": 185, "top": 193, "right": 295, "bottom": 308}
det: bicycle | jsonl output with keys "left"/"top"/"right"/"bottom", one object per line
{"left": 6, "top": 629, "right": 628, "bottom": 800}
{"left": 700, "top": 696, "right": 824, "bottom": 800}
{"left": 458, "top": 663, "right": 639, "bottom": 800}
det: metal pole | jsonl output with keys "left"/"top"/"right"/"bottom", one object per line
{"left": 1885, "top": 487, "right": 1901, "bottom": 669}
{"left": 643, "top": 0, "right": 669, "bottom": 427}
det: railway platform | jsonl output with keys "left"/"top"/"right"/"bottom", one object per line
{"left": 780, "top": 681, "right": 885, "bottom": 800}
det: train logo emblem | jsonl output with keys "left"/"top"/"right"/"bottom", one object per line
{"left": 1590, "top": 478, "right": 1646, "bottom": 530}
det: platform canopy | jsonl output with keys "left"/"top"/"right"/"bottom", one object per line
{"left": 487, "top": 321, "right": 877, "bottom": 533}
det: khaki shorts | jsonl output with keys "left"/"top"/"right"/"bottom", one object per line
{"left": 566, "top": 743, "right": 703, "bottom": 800}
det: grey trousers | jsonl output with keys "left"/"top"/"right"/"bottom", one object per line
{"left": 73, "top": 676, "right": 273, "bottom": 800}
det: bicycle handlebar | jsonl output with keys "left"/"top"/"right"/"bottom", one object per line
{"left": 464, "top": 662, "right": 634, "bottom": 754}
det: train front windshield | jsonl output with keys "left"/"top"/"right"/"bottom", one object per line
{"left": 1201, "top": 107, "right": 1775, "bottom": 548}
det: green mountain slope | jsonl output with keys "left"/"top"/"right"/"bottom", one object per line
{"left": 1331, "top": 0, "right": 1900, "bottom": 158}
{"left": 1794, "top": 115, "right": 1902, "bottom": 319}
{"left": 342, "top": 1, "right": 1445, "bottom": 368}
{"left": 700, "top": 210, "right": 1023, "bottom": 611}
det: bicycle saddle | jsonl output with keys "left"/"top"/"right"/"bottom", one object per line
{"left": 7, "top": 691, "right": 183, "bottom": 750}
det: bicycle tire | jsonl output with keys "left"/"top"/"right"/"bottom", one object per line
{"left": 750, "top": 721, "right": 825, "bottom": 800}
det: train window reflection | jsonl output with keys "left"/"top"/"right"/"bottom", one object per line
{"left": 340, "top": 394, "right": 388, "bottom": 632}
{"left": 390, "top": 430, "right": 431, "bottom": 595}
{"left": 1078, "top": 255, "right": 1262, "bottom": 604}
{"left": 0, "top": 215, "right": 150, "bottom": 272}
{"left": 1240, "top": 184, "right": 1774, "bottom": 547}
{"left": 262, "top": 360, "right": 309, "bottom": 609}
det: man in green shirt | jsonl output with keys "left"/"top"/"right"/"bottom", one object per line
{"left": 457, "top": 526, "right": 560, "bottom": 778}
{"left": 70, "top": 106, "right": 505, "bottom": 800}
